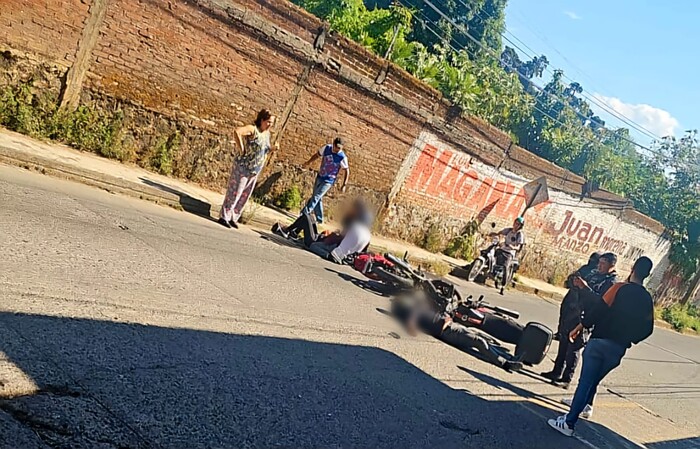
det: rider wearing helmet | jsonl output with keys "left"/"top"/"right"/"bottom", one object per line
{"left": 490, "top": 217, "right": 526, "bottom": 285}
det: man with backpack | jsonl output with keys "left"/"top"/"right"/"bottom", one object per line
{"left": 541, "top": 252, "right": 618, "bottom": 389}
{"left": 547, "top": 256, "right": 655, "bottom": 437}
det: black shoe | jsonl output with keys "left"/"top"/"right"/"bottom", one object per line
{"left": 552, "top": 380, "right": 571, "bottom": 390}
{"left": 271, "top": 223, "right": 289, "bottom": 238}
{"left": 503, "top": 360, "right": 524, "bottom": 372}
{"left": 218, "top": 217, "right": 232, "bottom": 228}
{"left": 229, "top": 220, "right": 239, "bottom": 229}
{"left": 540, "top": 371, "right": 559, "bottom": 381}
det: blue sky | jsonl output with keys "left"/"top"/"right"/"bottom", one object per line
{"left": 504, "top": 0, "right": 698, "bottom": 144}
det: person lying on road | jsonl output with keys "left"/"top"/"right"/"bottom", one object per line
{"left": 391, "top": 296, "right": 524, "bottom": 372}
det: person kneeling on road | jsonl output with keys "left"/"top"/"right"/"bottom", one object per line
{"left": 391, "top": 296, "right": 524, "bottom": 373}
{"left": 271, "top": 198, "right": 372, "bottom": 264}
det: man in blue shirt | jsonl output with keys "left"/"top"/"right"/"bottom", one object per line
{"left": 301, "top": 137, "right": 350, "bottom": 224}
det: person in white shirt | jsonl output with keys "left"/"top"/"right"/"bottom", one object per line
{"left": 300, "top": 137, "right": 350, "bottom": 224}
{"left": 489, "top": 216, "right": 526, "bottom": 284}
{"left": 272, "top": 199, "right": 372, "bottom": 263}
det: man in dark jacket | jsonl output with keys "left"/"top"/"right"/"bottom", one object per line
{"left": 541, "top": 253, "right": 618, "bottom": 389}
{"left": 548, "top": 256, "right": 655, "bottom": 437}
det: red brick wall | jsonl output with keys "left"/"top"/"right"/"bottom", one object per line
{"left": 0, "top": 0, "right": 90, "bottom": 66}
{"left": 88, "top": 0, "right": 303, "bottom": 132}
{"left": 278, "top": 68, "right": 421, "bottom": 193}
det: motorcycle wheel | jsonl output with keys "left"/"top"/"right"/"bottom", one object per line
{"left": 467, "top": 259, "right": 484, "bottom": 282}
{"left": 372, "top": 266, "right": 414, "bottom": 290}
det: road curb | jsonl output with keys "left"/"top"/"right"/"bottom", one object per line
{"left": 0, "top": 145, "right": 186, "bottom": 210}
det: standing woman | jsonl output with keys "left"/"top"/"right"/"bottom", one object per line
{"left": 219, "top": 109, "right": 277, "bottom": 229}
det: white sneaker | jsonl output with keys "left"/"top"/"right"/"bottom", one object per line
{"left": 547, "top": 415, "right": 574, "bottom": 437}
{"left": 560, "top": 398, "right": 593, "bottom": 419}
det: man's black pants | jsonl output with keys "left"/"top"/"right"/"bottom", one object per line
{"left": 551, "top": 332, "right": 585, "bottom": 383}
{"left": 286, "top": 213, "right": 319, "bottom": 247}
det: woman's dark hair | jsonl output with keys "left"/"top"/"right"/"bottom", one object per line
{"left": 633, "top": 256, "right": 653, "bottom": 280}
{"left": 254, "top": 109, "right": 273, "bottom": 128}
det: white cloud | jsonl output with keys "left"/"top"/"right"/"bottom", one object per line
{"left": 563, "top": 11, "right": 582, "bottom": 20}
{"left": 592, "top": 94, "right": 680, "bottom": 138}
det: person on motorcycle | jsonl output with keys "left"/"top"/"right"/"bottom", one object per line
{"left": 391, "top": 296, "right": 524, "bottom": 372}
{"left": 489, "top": 217, "right": 526, "bottom": 285}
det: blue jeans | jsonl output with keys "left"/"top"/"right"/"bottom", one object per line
{"left": 302, "top": 177, "right": 333, "bottom": 224}
{"left": 566, "top": 338, "right": 626, "bottom": 428}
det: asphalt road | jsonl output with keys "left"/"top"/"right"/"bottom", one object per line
{"left": 0, "top": 165, "right": 698, "bottom": 449}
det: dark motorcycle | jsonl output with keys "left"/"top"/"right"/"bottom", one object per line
{"left": 369, "top": 254, "right": 552, "bottom": 366}
{"left": 451, "top": 294, "right": 553, "bottom": 366}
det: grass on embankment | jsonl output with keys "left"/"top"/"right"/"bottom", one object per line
{"left": 659, "top": 303, "right": 700, "bottom": 334}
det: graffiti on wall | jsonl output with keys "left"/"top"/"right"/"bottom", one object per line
{"left": 401, "top": 132, "right": 665, "bottom": 265}
{"left": 405, "top": 142, "right": 538, "bottom": 221}
{"left": 548, "top": 210, "right": 646, "bottom": 262}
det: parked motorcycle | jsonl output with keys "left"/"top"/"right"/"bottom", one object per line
{"left": 465, "top": 223, "right": 519, "bottom": 295}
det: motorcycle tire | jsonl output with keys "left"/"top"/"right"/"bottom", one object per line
{"left": 372, "top": 266, "right": 414, "bottom": 290}
{"left": 467, "top": 259, "right": 485, "bottom": 282}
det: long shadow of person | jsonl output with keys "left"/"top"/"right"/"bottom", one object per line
{"left": 324, "top": 268, "right": 394, "bottom": 297}
{"left": 139, "top": 177, "right": 215, "bottom": 222}
{"left": 457, "top": 366, "right": 645, "bottom": 449}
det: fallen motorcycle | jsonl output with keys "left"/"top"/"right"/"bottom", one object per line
{"left": 353, "top": 253, "right": 553, "bottom": 366}
{"left": 451, "top": 294, "right": 553, "bottom": 366}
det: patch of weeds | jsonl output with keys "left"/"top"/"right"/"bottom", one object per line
{"left": 64, "top": 106, "right": 126, "bottom": 159}
{"left": 0, "top": 81, "right": 54, "bottom": 137}
{"left": 546, "top": 264, "right": 569, "bottom": 287}
{"left": 0, "top": 80, "right": 129, "bottom": 161}
{"left": 274, "top": 185, "right": 302, "bottom": 211}
{"left": 444, "top": 220, "right": 479, "bottom": 260}
{"left": 239, "top": 199, "right": 262, "bottom": 225}
{"left": 149, "top": 131, "right": 180, "bottom": 176}
{"left": 661, "top": 304, "right": 700, "bottom": 333}
{"left": 421, "top": 259, "right": 451, "bottom": 277}
{"left": 421, "top": 224, "right": 444, "bottom": 254}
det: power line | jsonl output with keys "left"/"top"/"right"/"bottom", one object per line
{"left": 449, "top": 0, "right": 664, "bottom": 141}
{"left": 404, "top": 0, "right": 659, "bottom": 154}
{"left": 405, "top": 6, "right": 612, "bottom": 151}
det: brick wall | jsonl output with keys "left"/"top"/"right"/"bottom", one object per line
{"left": 0, "top": 0, "right": 90, "bottom": 66}
{"left": 0, "top": 0, "right": 673, "bottom": 287}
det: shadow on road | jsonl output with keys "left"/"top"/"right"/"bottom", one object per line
{"left": 252, "top": 229, "right": 307, "bottom": 250}
{"left": 139, "top": 177, "right": 215, "bottom": 222}
{"left": 324, "top": 267, "right": 394, "bottom": 297}
{"left": 0, "top": 312, "right": 642, "bottom": 448}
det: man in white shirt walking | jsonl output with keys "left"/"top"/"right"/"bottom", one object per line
{"left": 301, "top": 137, "right": 350, "bottom": 224}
